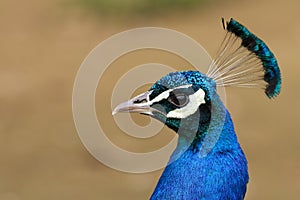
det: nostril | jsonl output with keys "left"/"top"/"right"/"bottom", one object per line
{"left": 133, "top": 99, "right": 147, "bottom": 104}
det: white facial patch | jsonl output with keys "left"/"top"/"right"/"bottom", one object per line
{"left": 132, "top": 84, "right": 204, "bottom": 118}
{"left": 166, "top": 88, "right": 206, "bottom": 119}
{"left": 140, "top": 85, "right": 193, "bottom": 107}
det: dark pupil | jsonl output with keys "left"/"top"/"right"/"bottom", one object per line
{"left": 168, "top": 93, "right": 188, "bottom": 107}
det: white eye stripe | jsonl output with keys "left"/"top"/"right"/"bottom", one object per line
{"left": 140, "top": 84, "right": 193, "bottom": 106}
{"left": 136, "top": 84, "right": 205, "bottom": 119}
{"left": 167, "top": 88, "right": 205, "bottom": 119}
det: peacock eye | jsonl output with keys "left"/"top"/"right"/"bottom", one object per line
{"left": 167, "top": 93, "right": 189, "bottom": 107}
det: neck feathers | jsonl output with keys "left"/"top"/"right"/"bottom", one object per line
{"left": 150, "top": 109, "right": 249, "bottom": 200}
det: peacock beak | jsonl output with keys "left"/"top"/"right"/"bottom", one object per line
{"left": 112, "top": 90, "right": 154, "bottom": 116}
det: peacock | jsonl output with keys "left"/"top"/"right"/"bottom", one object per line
{"left": 113, "top": 18, "right": 281, "bottom": 200}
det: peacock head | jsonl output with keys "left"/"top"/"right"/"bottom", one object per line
{"left": 112, "top": 71, "right": 220, "bottom": 141}
{"left": 112, "top": 18, "right": 282, "bottom": 146}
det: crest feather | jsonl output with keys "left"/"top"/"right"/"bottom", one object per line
{"left": 206, "top": 18, "right": 281, "bottom": 98}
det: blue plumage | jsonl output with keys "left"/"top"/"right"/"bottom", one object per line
{"left": 113, "top": 18, "right": 282, "bottom": 200}
{"left": 149, "top": 71, "right": 248, "bottom": 200}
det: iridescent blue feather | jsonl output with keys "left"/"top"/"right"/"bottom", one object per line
{"left": 149, "top": 71, "right": 249, "bottom": 200}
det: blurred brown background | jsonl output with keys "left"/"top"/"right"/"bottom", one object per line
{"left": 1, "top": 0, "right": 299, "bottom": 199}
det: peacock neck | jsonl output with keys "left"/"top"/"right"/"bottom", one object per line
{"left": 150, "top": 110, "right": 249, "bottom": 200}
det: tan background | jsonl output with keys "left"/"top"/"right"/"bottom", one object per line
{"left": 1, "top": 0, "right": 299, "bottom": 199}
